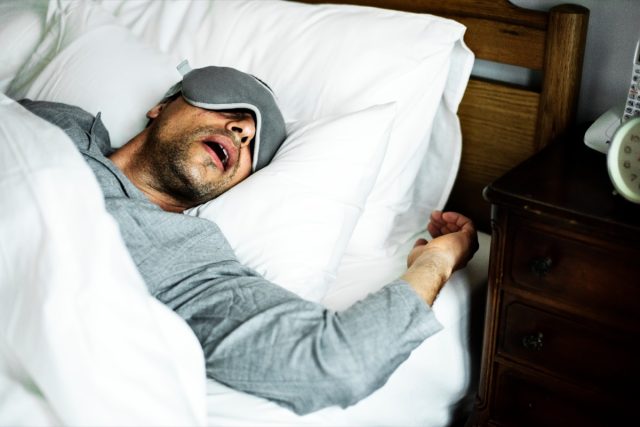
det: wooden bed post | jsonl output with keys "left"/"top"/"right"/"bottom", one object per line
{"left": 535, "top": 5, "right": 589, "bottom": 149}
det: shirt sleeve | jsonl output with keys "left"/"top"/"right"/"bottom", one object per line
{"left": 218, "top": 280, "right": 442, "bottom": 415}
{"left": 161, "top": 223, "right": 443, "bottom": 415}
{"left": 105, "top": 201, "right": 444, "bottom": 415}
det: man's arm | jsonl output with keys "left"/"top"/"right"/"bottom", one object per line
{"left": 190, "top": 211, "right": 478, "bottom": 415}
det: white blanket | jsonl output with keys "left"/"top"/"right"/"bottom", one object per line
{"left": 0, "top": 94, "right": 207, "bottom": 425}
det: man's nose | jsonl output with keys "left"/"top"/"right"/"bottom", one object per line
{"left": 227, "top": 117, "right": 256, "bottom": 146}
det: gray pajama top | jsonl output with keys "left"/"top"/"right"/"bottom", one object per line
{"left": 20, "top": 99, "right": 443, "bottom": 415}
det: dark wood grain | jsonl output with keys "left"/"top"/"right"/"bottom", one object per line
{"left": 472, "top": 132, "right": 640, "bottom": 426}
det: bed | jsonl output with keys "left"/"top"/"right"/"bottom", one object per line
{"left": 0, "top": 0, "right": 588, "bottom": 425}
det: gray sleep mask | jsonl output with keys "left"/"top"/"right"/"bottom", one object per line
{"left": 163, "top": 62, "right": 286, "bottom": 172}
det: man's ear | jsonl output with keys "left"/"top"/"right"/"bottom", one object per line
{"left": 146, "top": 102, "right": 167, "bottom": 120}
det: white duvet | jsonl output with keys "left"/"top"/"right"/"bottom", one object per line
{"left": 0, "top": 94, "right": 207, "bottom": 426}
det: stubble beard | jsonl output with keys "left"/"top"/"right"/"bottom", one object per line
{"left": 142, "top": 123, "right": 241, "bottom": 207}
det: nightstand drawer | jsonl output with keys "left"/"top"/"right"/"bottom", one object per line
{"left": 491, "top": 364, "right": 628, "bottom": 427}
{"left": 508, "top": 222, "right": 640, "bottom": 323}
{"left": 497, "top": 297, "right": 637, "bottom": 394}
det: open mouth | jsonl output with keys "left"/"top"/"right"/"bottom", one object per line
{"left": 203, "top": 140, "right": 230, "bottom": 169}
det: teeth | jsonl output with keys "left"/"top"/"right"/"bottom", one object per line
{"left": 220, "top": 145, "right": 229, "bottom": 166}
{"left": 206, "top": 141, "right": 229, "bottom": 167}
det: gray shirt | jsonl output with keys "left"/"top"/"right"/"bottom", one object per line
{"left": 21, "top": 99, "right": 443, "bottom": 414}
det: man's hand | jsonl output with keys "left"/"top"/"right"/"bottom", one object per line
{"left": 412, "top": 210, "right": 479, "bottom": 271}
{"left": 402, "top": 211, "right": 479, "bottom": 306}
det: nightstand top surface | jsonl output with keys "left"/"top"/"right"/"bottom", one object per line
{"left": 484, "top": 126, "right": 640, "bottom": 235}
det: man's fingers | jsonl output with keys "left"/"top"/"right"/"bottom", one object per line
{"left": 442, "top": 212, "right": 463, "bottom": 230}
{"left": 446, "top": 222, "right": 459, "bottom": 233}
{"left": 427, "top": 222, "right": 440, "bottom": 237}
{"left": 428, "top": 210, "right": 477, "bottom": 238}
{"left": 442, "top": 211, "right": 474, "bottom": 229}
{"left": 429, "top": 219, "right": 462, "bottom": 235}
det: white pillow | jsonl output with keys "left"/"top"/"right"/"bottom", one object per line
{"left": 7, "top": 1, "right": 181, "bottom": 148}
{"left": 97, "top": 0, "right": 216, "bottom": 63}
{"left": 0, "top": 1, "right": 47, "bottom": 93}
{"left": 0, "top": 93, "right": 206, "bottom": 426}
{"left": 186, "top": 103, "right": 396, "bottom": 301}
{"left": 100, "top": 0, "right": 473, "bottom": 258}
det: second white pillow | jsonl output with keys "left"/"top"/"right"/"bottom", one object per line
{"left": 186, "top": 103, "right": 396, "bottom": 301}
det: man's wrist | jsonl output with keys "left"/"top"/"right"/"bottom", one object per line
{"left": 401, "top": 251, "right": 453, "bottom": 306}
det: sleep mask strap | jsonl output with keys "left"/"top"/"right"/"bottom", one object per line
{"left": 177, "top": 59, "right": 192, "bottom": 76}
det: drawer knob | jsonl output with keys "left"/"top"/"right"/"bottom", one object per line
{"left": 522, "top": 332, "right": 544, "bottom": 351}
{"left": 529, "top": 256, "right": 553, "bottom": 277}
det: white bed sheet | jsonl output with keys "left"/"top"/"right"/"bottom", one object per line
{"left": 204, "top": 232, "right": 490, "bottom": 427}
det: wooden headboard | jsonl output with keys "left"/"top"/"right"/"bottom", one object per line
{"left": 298, "top": 0, "right": 589, "bottom": 231}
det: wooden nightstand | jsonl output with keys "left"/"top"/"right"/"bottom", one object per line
{"left": 471, "top": 127, "right": 640, "bottom": 427}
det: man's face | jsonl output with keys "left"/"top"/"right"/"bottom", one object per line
{"left": 141, "top": 97, "right": 255, "bottom": 207}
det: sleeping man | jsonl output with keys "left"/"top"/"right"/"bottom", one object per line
{"left": 19, "top": 65, "right": 478, "bottom": 415}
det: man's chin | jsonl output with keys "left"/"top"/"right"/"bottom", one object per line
{"left": 187, "top": 181, "right": 229, "bottom": 204}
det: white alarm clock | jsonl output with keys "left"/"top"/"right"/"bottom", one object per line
{"left": 607, "top": 117, "right": 640, "bottom": 203}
